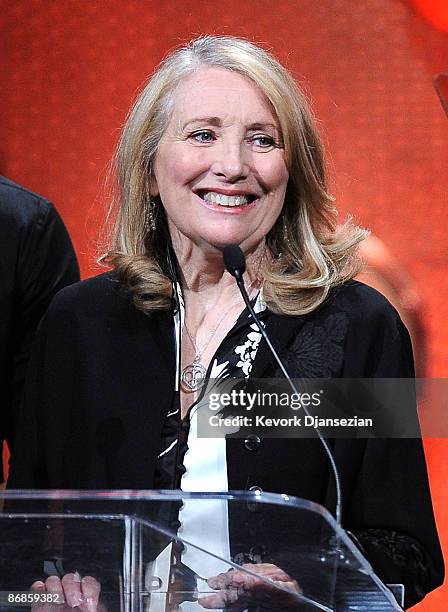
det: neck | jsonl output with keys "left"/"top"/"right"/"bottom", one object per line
{"left": 170, "top": 232, "right": 265, "bottom": 313}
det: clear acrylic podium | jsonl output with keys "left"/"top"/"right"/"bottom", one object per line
{"left": 0, "top": 490, "right": 403, "bottom": 611}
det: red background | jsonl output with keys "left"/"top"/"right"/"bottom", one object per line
{"left": 1, "top": 1, "right": 447, "bottom": 607}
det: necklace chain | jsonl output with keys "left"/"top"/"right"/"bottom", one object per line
{"left": 181, "top": 281, "right": 261, "bottom": 393}
{"left": 180, "top": 249, "right": 265, "bottom": 393}
{"left": 183, "top": 277, "right": 258, "bottom": 360}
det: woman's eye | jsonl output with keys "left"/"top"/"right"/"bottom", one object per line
{"left": 250, "top": 135, "right": 276, "bottom": 149}
{"left": 190, "top": 131, "right": 215, "bottom": 143}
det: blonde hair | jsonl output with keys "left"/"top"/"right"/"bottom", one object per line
{"left": 102, "top": 35, "right": 367, "bottom": 315}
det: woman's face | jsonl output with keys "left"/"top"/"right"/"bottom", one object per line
{"left": 151, "top": 66, "right": 289, "bottom": 253}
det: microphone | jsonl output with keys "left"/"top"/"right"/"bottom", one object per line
{"left": 223, "top": 244, "right": 343, "bottom": 527}
{"left": 223, "top": 245, "right": 246, "bottom": 280}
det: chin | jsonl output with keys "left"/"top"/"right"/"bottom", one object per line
{"left": 209, "top": 236, "right": 263, "bottom": 254}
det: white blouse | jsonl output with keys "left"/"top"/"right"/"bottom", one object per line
{"left": 151, "top": 285, "right": 265, "bottom": 609}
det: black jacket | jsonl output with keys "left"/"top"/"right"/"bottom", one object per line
{"left": 8, "top": 272, "right": 444, "bottom": 606}
{"left": 0, "top": 176, "right": 79, "bottom": 480}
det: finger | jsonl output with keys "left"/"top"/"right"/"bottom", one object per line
{"left": 203, "top": 574, "right": 301, "bottom": 610}
{"left": 62, "top": 572, "right": 83, "bottom": 608}
{"left": 31, "top": 582, "right": 46, "bottom": 612}
{"left": 31, "top": 581, "right": 46, "bottom": 591}
{"left": 249, "top": 570, "right": 301, "bottom": 594}
{"left": 80, "top": 576, "right": 101, "bottom": 612}
{"left": 45, "top": 576, "right": 65, "bottom": 602}
{"left": 279, "top": 578, "right": 301, "bottom": 594}
{"left": 31, "top": 579, "right": 63, "bottom": 612}
{"left": 241, "top": 562, "right": 301, "bottom": 592}
{"left": 241, "top": 562, "right": 290, "bottom": 581}
{"left": 199, "top": 588, "right": 239, "bottom": 609}
{"left": 206, "top": 571, "right": 232, "bottom": 590}
{"left": 207, "top": 569, "right": 246, "bottom": 590}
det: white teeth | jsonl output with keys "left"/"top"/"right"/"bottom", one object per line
{"left": 203, "top": 192, "right": 251, "bottom": 207}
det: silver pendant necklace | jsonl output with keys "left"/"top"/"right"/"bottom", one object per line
{"left": 180, "top": 335, "right": 214, "bottom": 393}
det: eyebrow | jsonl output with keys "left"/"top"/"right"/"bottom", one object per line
{"left": 182, "top": 117, "right": 280, "bottom": 132}
{"left": 182, "top": 116, "right": 221, "bottom": 129}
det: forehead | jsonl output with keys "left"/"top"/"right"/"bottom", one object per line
{"left": 169, "top": 66, "right": 278, "bottom": 125}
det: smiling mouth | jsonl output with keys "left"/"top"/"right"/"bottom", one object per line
{"left": 196, "top": 191, "right": 257, "bottom": 207}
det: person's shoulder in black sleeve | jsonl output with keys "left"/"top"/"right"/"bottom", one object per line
{"left": 324, "top": 280, "right": 444, "bottom": 606}
{"left": 8, "top": 271, "right": 173, "bottom": 490}
{"left": 0, "top": 176, "right": 80, "bottom": 481}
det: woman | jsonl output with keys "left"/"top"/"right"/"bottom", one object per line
{"left": 9, "top": 36, "right": 443, "bottom": 608}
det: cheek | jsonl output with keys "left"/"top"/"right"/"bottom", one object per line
{"left": 273, "top": 163, "right": 289, "bottom": 190}
{"left": 157, "top": 148, "right": 207, "bottom": 193}
{"left": 258, "top": 156, "right": 289, "bottom": 191}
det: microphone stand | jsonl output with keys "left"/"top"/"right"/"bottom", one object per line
{"left": 224, "top": 245, "right": 343, "bottom": 527}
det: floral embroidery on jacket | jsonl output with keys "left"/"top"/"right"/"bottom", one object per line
{"left": 282, "top": 312, "right": 349, "bottom": 377}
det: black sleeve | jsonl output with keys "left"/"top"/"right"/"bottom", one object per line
{"left": 7, "top": 315, "right": 48, "bottom": 489}
{"left": 8, "top": 280, "right": 94, "bottom": 490}
{"left": 8, "top": 273, "right": 173, "bottom": 491}
{"left": 340, "top": 301, "right": 444, "bottom": 608}
{"left": 8, "top": 200, "right": 80, "bottom": 454}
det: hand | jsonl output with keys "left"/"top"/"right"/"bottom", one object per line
{"left": 31, "top": 573, "right": 103, "bottom": 612}
{"left": 199, "top": 562, "right": 302, "bottom": 610}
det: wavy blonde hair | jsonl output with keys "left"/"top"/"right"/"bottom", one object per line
{"left": 102, "top": 35, "right": 367, "bottom": 315}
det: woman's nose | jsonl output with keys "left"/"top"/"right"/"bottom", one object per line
{"left": 210, "top": 140, "right": 249, "bottom": 182}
